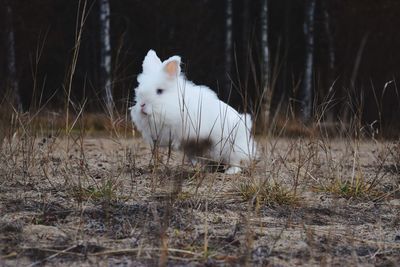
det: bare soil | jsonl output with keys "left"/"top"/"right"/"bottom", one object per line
{"left": 0, "top": 136, "right": 399, "bottom": 266}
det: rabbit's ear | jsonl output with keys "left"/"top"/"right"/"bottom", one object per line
{"left": 163, "top": 56, "right": 181, "bottom": 78}
{"left": 142, "top": 50, "right": 162, "bottom": 73}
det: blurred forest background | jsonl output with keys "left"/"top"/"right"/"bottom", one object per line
{"left": 1, "top": 0, "right": 400, "bottom": 136}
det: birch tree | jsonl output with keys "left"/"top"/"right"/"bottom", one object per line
{"left": 224, "top": 0, "right": 233, "bottom": 102}
{"left": 259, "top": 0, "right": 271, "bottom": 131}
{"left": 301, "top": 0, "right": 316, "bottom": 123}
{"left": 99, "top": 0, "right": 114, "bottom": 116}
{"left": 5, "top": 0, "right": 22, "bottom": 111}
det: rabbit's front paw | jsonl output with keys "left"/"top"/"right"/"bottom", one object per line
{"left": 225, "top": 166, "right": 242, "bottom": 174}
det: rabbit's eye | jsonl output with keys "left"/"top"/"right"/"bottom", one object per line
{"left": 156, "top": 89, "right": 164, "bottom": 95}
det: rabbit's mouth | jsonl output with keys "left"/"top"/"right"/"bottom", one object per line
{"left": 140, "top": 106, "right": 148, "bottom": 115}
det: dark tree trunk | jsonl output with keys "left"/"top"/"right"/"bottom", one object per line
{"left": 323, "top": 1, "right": 335, "bottom": 77}
{"left": 242, "top": 0, "right": 250, "bottom": 94}
{"left": 5, "top": 1, "right": 22, "bottom": 111}
{"left": 323, "top": 0, "right": 336, "bottom": 122}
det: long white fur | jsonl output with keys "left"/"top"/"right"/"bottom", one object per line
{"left": 131, "top": 50, "right": 257, "bottom": 174}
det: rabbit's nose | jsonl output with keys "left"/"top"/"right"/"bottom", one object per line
{"left": 140, "top": 103, "right": 145, "bottom": 108}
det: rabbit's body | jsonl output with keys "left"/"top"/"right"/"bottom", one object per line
{"left": 131, "top": 50, "right": 257, "bottom": 174}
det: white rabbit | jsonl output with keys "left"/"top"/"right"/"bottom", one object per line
{"left": 130, "top": 50, "right": 257, "bottom": 174}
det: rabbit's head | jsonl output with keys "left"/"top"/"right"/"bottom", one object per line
{"left": 134, "top": 50, "right": 181, "bottom": 117}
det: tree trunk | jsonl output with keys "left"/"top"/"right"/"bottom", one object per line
{"left": 323, "top": 1, "right": 335, "bottom": 77}
{"left": 323, "top": 0, "right": 335, "bottom": 123}
{"left": 242, "top": 0, "right": 250, "bottom": 93}
{"left": 259, "top": 0, "right": 271, "bottom": 133}
{"left": 5, "top": 1, "right": 22, "bottom": 111}
{"left": 342, "top": 34, "right": 368, "bottom": 126}
{"left": 301, "top": 0, "right": 316, "bottom": 124}
{"left": 99, "top": 0, "right": 114, "bottom": 116}
{"left": 224, "top": 0, "right": 233, "bottom": 102}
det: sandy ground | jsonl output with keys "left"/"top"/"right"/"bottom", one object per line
{"left": 0, "top": 136, "right": 399, "bottom": 266}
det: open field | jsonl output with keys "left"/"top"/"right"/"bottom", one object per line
{"left": 0, "top": 134, "right": 399, "bottom": 266}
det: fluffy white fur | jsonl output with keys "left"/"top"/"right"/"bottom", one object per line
{"left": 130, "top": 50, "right": 257, "bottom": 174}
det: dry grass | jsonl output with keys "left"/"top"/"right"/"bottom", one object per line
{"left": 2, "top": 1, "right": 399, "bottom": 265}
{"left": 236, "top": 179, "right": 300, "bottom": 207}
{"left": 0, "top": 113, "right": 399, "bottom": 266}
